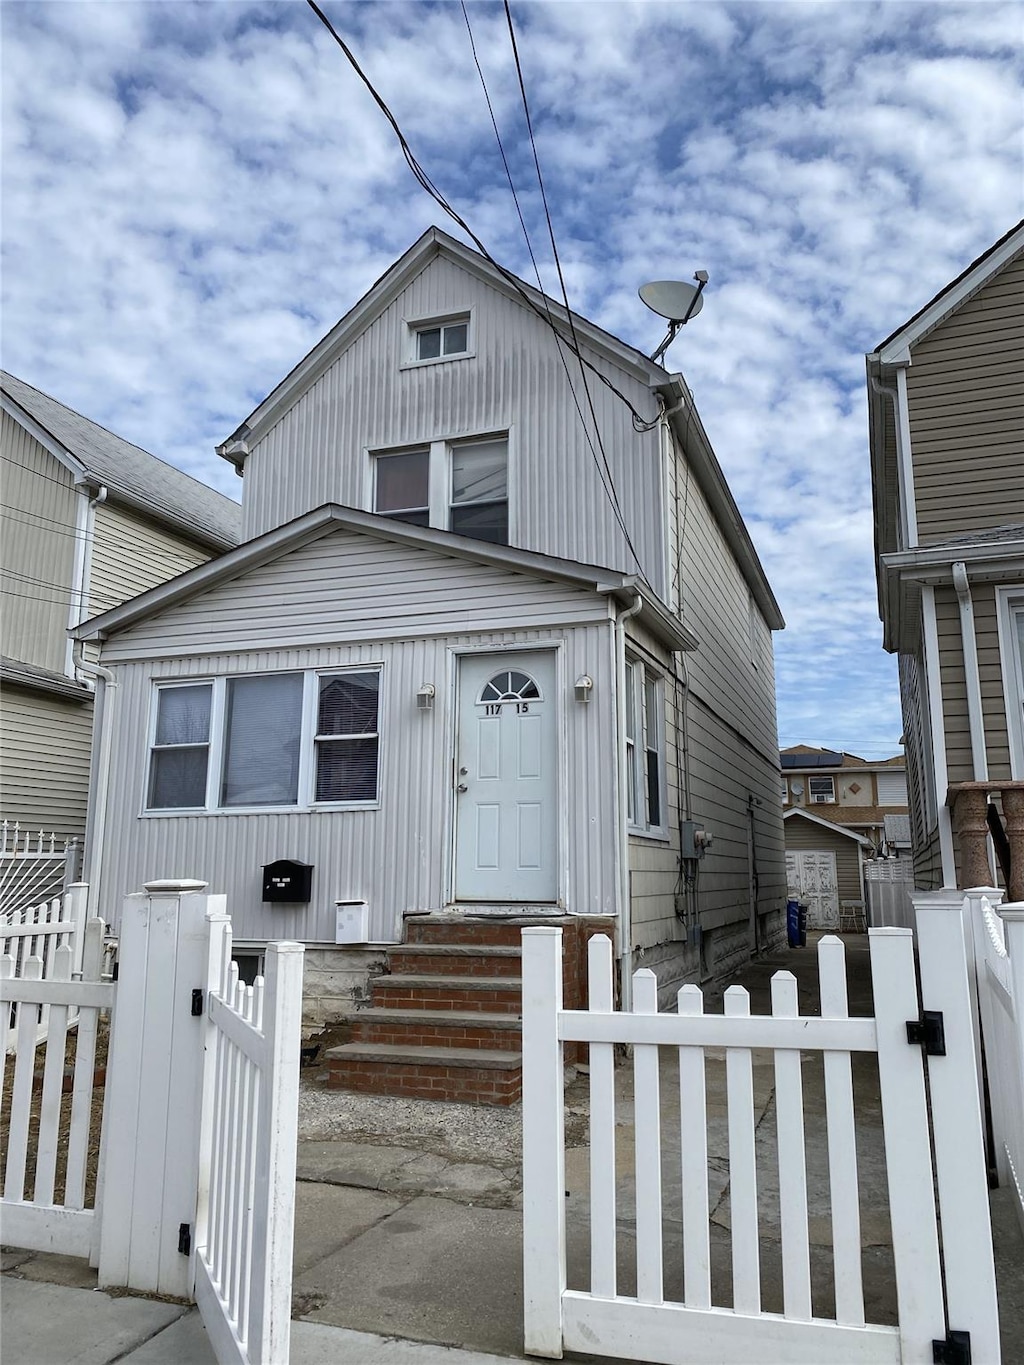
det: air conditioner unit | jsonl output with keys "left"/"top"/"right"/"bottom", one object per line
{"left": 812, "top": 794, "right": 829, "bottom": 803}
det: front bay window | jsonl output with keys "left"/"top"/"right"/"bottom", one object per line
{"left": 147, "top": 669, "right": 381, "bottom": 812}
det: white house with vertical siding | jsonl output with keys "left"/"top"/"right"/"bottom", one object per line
{"left": 0, "top": 372, "right": 241, "bottom": 849}
{"left": 72, "top": 228, "right": 786, "bottom": 1005}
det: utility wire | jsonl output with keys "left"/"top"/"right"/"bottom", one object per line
{"left": 303, "top": 0, "right": 661, "bottom": 436}
{"left": 461, "top": 2, "right": 646, "bottom": 574}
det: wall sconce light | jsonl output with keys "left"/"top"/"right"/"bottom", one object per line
{"left": 417, "top": 683, "right": 436, "bottom": 711}
{"left": 574, "top": 674, "right": 593, "bottom": 704}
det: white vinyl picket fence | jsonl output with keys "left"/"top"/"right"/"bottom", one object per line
{"left": 522, "top": 920, "right": 1000, "bottom": 1365}
{"left": 1, "top": 886, "right": 89, "bottom": 1051}
{"left": 0, "top": 821, "right": 77, "bottom": 916}
{"left": 965, "top": 891, "right": 1024, "bottom": 1235}
{"left": 0, "top": 916, "right": 113, "bottom": 1257}
{"left": 0, "top": 880, "right": 303, "bottom": 1365}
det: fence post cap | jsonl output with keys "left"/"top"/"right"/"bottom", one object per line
{"left": 142, "top": 878, "right": 209, "bottom": 894}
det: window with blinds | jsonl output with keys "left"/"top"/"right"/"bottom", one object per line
{"left": 145, "top": 668, "right": 382, "bottom": 813}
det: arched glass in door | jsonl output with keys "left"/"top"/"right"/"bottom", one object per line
{"left": 478, "top": 670, "right": 541, "bottom": 704}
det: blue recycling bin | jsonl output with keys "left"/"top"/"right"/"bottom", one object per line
{"left": 786, "top": 897, "right": 801, "bottom": 948}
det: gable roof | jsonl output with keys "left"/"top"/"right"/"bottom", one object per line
{"left": 873, "top": 219, "right": 1024, "bottom": 364}
{"left": 2, "top": 371, "right": 241, "bottom": 553}
{"left": 213, "top": 226, "right": 784, "bottom": 632}
{"left": 70, "top": 503, "right": 699, "bottom": 654}
{"left": 783, "top": 807, "right": 873, "bottom": 847}
{"left": 217, "top": 226, "right": 663, "bottom": 462}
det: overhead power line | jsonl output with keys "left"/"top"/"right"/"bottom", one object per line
{"left": 460, "top": 2, "right": 646, "bottom": 574}
{"left": 303, "top": 0, "right": 661, "bottom": 438}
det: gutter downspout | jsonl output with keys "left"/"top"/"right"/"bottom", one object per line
{"left": 615, "top": 594, "right": 643, "bottom": 1010}
{"left": 65, "top": 483, "right": 106, "bottom": 677}
{"left": 73, "top": 640, "right": 116, "bottom": 917}
{"left": 952, "top": 562, "right": 988, "bottom": 782}
{"left": 921, "top": 587, "right": 957, "bottom": 885}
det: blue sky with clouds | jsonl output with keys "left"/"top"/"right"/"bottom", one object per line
{"left": 3, "top": 1, "right": 1022, "bottom": 758}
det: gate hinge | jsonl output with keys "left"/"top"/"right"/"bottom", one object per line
{"left": 191, "top": 989, "right": 204, "bottom": 1017}
{"left": 906, "top": 1009, "right": 946, "bottom": 1056}
{"left": 178, "top": 1223, "right": 192, "bottom": 1256}
{"left": 933, "top": 1329, "right": 971, "bottom": 1364}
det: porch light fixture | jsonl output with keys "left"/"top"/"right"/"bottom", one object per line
{"left": 417, "top": 683, "right": 436, "bottom": 711}
{"left": 574, "top": 675, "right": 593, "bottom": 704}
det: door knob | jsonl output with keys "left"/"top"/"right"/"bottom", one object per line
{"left": 457, "top": 783, "right": 468, "bottom": 793}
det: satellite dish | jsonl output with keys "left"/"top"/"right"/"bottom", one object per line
{"left": 639, "top": 271, "right": 709, "bottom": 363}
{"left": 639, "top": 280, "right": 705, "bottom": 323}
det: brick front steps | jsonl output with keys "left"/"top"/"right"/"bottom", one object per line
{"left": 325, "top": 912, "right": 615, "bottom": 1106}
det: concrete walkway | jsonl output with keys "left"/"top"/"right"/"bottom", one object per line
{"left": 3, "top": 933, "right": 1023, "bottom": 1363}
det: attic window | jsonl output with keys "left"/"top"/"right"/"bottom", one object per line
{"left": 411, "top": 316, "right": 470, "bottom": 363}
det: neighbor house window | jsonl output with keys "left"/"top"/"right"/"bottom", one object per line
{"left": 809, "top": 776, "right": 836, "bottom": 803}
{"left": 780, "top": 774, "right": 789, "bottom": 804}
{"left": 145, "top": 669, "right": 381, "bottom": 813}
{"left": 415, "top": 318, "right": 469, "bottom": 361}
{"left": 997, "top": 587, "right": 1024, "bottom": 778}
{"left": 625, "top": 659, "right": 666, "bottom": 835}
{"left": 373, "top": 435, "right": 509, "bottom": 546}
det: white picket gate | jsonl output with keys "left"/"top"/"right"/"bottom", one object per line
{"left": 522, "top": 919, "right": 1000, "bottom": 1365}
{"left": 194, "top": 912, "right": 303, "bottom": 1365}
{"left": 0, "top": 880, "right": 303, "bottom": 1365}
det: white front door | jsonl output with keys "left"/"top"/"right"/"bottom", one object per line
{"left": 786, "top": 849, "right": 840, "bottom": 929}
{"left": 454, "top": 651, "right": 558, "bottom": 902}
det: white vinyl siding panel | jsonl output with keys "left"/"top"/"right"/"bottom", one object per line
{"left": 0, "top": 685, "right": 93, "bottom": 837}
{"left": 1, "top": 416, "right": 78, "bottom": 673}
{"left": 908, "top": 251, "right": 1024, "bottom": 545}
{"left": 89, "top": 502, "right": 215, "bottom": 616}
{"left": 91, "top": 622, "right": 617, "bottom": 942}
{"left": 100, "top": 528, "right": 611, "bottom": 662}
{"left": 628, "top": 626, "right": 786, "bottom": 952}
{"left": 241, "top": 254, "right": 667, "bottom": 599}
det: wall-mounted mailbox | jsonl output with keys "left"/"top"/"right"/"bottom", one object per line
{"left": 262, "top": 859, "right": 313, "bottom": 903}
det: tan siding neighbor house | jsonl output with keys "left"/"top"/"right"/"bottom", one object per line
{"left": 867, "top": 220, "right": 1024, "bottom": 897}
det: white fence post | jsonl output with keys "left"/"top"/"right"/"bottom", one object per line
{"left": 97, "top": 879, "right": 217, "bottom": 1298}
{"left": 913, "top": 891, "right": 1001, "bottom": 1362}
{"left": 997, "top": 904, "right": 1024, "bottom": 1235}
{"left": 65, "top": 882, "right": 88, "bottom": 977}
{"left": 521, "top": 926, "right": 566, "bottom": 1360}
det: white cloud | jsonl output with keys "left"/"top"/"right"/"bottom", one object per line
{"left": 2, "top": 0, "right": 1021, "bottom": 757}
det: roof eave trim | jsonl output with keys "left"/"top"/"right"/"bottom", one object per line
{"left": 1, "top": 392, "right": 89, "bottom": 484}
{"left": 71, "top": 503, "right": 692, "bottom": 644}
{"left": 876, "top": 223, "right": 1024, "bottom": 362}
{"left": 782, "top": 807, "right": 873, "bottom": 846}
{"left": 655, "top": 375, "right": 785, "bottom": 632}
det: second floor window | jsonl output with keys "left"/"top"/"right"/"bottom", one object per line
{"left": 373, "top": 436, "right": 508, "bottom": 546}
{"left": 415, "top": 319, "right": 469, "bottom": 361}
{"left": 808, "top": 776, "right": 836, "bottom": 804}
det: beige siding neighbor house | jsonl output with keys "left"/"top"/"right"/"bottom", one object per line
{"left": 780, "top": 745, "right": 909, "bottom": 926}
{"left": 867, "top": 220, "right": 1024, "bottom": 898}
{"left": 0, "top": 372, "right": 241, "bottom": 858}
{"left": 73, "top": 228, "right": 786, "bottom": 1048}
